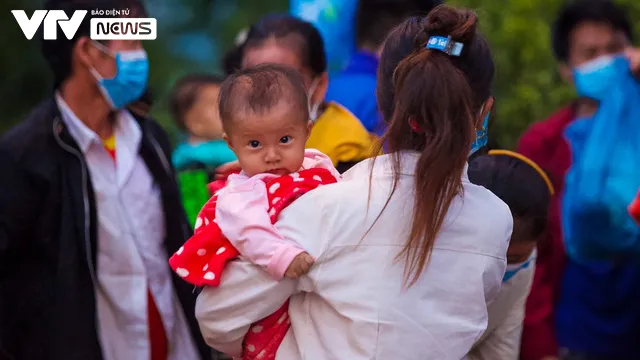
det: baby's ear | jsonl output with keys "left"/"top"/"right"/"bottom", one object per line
{"left": 223, "top": 133, "right": 233, "bottom": 149}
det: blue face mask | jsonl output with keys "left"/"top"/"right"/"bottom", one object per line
{"left": 503, "top": 258, "right": 533, "bottom": 283}
{"left": 91, "top": 42, "right": 149, "bottom": 109}
{"left": 470, "top": 112, "right": 490, "bottom": 155}
{"left": 573, "top": 55, "right": 629, "bottom": 101}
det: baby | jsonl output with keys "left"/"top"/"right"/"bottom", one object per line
{"left": 170, "top": 63, "right": 341, "bottom": 359}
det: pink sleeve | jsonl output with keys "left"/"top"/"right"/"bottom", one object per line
{"left": 303, "top": 148, "right": 342, "bottom": 180}
{"left": 215, "top": 176, "right": 307, "bottom": 280}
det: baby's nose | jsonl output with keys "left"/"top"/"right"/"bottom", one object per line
{"left": 265, "top": 148, "right": 281, "bottom": 162}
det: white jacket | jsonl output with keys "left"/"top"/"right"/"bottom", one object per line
{"left": 196, "top": 152, "right": 513, "bottom": 360}
{"left": 466, "top": 252, "right": 536, "bottom": 360}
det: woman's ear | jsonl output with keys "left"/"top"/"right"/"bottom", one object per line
{"left": 306, "top": 120, "right": 313, "bottom": 139}
{"left": 476, "top": 96, "right": 494, "bottom": 129}
{"left": 310, "top": 72, "right": 329, "bottom": 107}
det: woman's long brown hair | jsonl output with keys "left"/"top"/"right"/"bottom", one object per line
{"left": 367, "top": 5, "right": 495, "bottom": 287}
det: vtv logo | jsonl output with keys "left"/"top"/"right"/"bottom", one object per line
{"left": 12, "top": 10, "right": 87, "bottom": 40}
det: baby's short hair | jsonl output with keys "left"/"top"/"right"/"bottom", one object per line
{"left": 218, "top": 64, "right": 309, "bottom": 131}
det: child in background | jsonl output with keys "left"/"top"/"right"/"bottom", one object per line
{"left": 169, "top": 64, "right": 341, "bottom": 360}
{"left": 467, "top": 149, "right": 554, "bottom": 360}
{"left": 169, "top": 74, "right": 237, "bottom": 226}
{"left": 170, "top": 74, "right": 237, "bottom": 170}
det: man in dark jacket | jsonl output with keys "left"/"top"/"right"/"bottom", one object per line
{"left": 0, "top": 0, "right": 212, "bottom": 359}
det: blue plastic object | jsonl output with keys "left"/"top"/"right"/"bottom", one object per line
{"left": 290, "top": 0, "right": 358, "bottom": 72}
{"left": 562, "top": 55, "right": 640, "bottom": 261}
{"left": 426, "top": 36, "right": 464, "bottom": 56}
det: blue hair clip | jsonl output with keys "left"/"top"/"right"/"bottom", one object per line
{"left": 426, "top": 36, "right": 464, "bottom": 56}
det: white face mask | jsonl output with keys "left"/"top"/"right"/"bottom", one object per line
{"left": 308, "top": 78, "right": 320, "bottom": 122}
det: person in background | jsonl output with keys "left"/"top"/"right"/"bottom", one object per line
{"left": 169, "top": 73, "right": 237, "bottom": 227}
{"left": 196, "top": 6, "right": 512, "bottom": 359}
{"left": 517, "top": 1, "right": 640, "bottom": 359}
{"left": 236, "top": 14, "right": 376, "bottom": 173}
{"left": 0, "top": 0, "right": 211, "bottom": 359}
{"left": 221, "top": 28, "right": 249, "bottom": 76}
{"left": 467, "top": 150, "right": 553, "bottom": 360}
{"left": 325, "top": 0, "right": 443, "bottom": 135}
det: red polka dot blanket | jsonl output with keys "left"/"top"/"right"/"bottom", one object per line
{"left": 169, "top": 168, "right": 338, "bottom": 360}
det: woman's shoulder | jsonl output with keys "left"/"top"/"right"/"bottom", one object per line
{"left": 281, "top": 175, "right": 371, "bottom": 229}
{"left": 450, "top": 181, "right": 513, "bottom": 257}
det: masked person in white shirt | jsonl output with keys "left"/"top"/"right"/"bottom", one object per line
{"left": 0, "top": 0, "right": 211, "bottom": 359}
{"left": 466, "top": 150, "right": 554, "bottom": 360}
{"left": 195, "top": 6, "right": 512, "bottom": 360}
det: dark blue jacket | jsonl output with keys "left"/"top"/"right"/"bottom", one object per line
{"left": 326, "top": 51, "right": 385, "bottom": 136}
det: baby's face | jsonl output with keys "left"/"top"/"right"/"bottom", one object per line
{"left": 225, "top": 101, "right": 311, "bottom": 177}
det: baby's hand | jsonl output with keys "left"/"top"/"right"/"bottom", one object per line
{"left": 284, "top": 252, "right": 315, "bottom": 279}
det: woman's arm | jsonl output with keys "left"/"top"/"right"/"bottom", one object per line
{"left": 195, "top": 191, "right": 328, "bottom": 357}
{"left": 195, "top": 261, "right": 297, "bottom": 357}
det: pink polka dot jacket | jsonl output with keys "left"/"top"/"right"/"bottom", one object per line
{"left": 169, "top": 167, "right": 339, "bottom": 359}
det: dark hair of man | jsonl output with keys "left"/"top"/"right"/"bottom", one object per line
{"left": 551, "top": 0, "right": 632, "bottom": 61}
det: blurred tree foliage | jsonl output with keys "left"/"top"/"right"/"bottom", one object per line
{"left": 0, "top": 0, "right": 638, "bottom": 148}
{"left": 0, "top": 0, "right": 53, "bottom": 132}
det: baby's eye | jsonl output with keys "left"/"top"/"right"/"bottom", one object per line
{"left": 280, "top": 136, "right": 292, "bottom": 144}
{"left": 248, "top": 140, "right": 261, "bottom": 148}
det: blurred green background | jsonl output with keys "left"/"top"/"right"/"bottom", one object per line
{"left": 1, "top": 0, "right": 639, "bottom": 148}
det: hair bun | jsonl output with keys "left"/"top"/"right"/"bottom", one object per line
{"left": 414, "top": 5, "right": 478, "bottom": 49}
